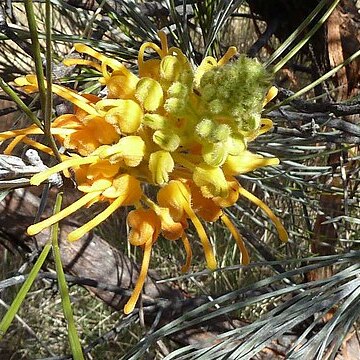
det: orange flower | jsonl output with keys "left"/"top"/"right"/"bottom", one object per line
{"left": 0, "top": 31, "right": 289, "bottom": 314}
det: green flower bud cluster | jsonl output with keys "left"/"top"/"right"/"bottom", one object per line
{"left": 140, "top": 54, "right": 271, "bottom": 170}
{"left": 198, "top": 55, "right": 272, "bottom": 131}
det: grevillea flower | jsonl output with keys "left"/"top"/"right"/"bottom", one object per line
{"left": 0, "top": 32, "right": 288, "bottom": 314}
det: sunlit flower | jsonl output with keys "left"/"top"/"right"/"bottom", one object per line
{"left": 0, "top": 31, "right": 288, "bottom": 314}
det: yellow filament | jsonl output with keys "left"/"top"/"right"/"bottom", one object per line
{"left": 124, "top": 239, "right": 153, "bottom": 314}
{"left": 0, "top": 126, "right": 41, "bottom": 140}
{"left": 4, "top": 135, "right": 26, "bottom": 154}
{"left": 63, "top": 59, "right": 102, "bottom": 72}
{"left": 168, "top": 47, "right": 186, "bottom": 61}
{"left": 16, "top": 75, "right": 98, "bottom": 116}
{"left": 73, "top": 43, "right": 124, "bottom": 71}
{"left": 238, "top": 186, "right": 288, "bottom": 242}
{"left": 138, "top": 41, "right": 164, "bottom": 72}
{"left": 183, "top": 202, "right": 217, "bottom": 270}
{"left": 51, "top": 84, "right": 98, "bottom": 115}
{"left": 27, "top": 191, "right": 102, "bottom": 236}
{"left": 181, "top": 234, "right": 192, "bottom": 273}
{"left": 30, "top": 155, "right": 98, "bottom": 186}
{"left": 101, "top": 62, "right": 110, "bottom": 81}
{"left": 221, "top": 214, "right": 250, "bottom": 265}
{"left": 0, "top": 127, "right": 74, "bottom": 141}
{"left": 67, "top": 192, "right": 129, "bottom": 241}
{"left": 218, "top": 46, "right": 237, "bottom": 66}
{"left": 22, "top": 138, "right": 56, "bottom": 157}
{"left": 158, "top": 30, "right": 169, "bottom": 56}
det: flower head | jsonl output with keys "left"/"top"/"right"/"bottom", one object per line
{"left": 1, "top": 31, "right": 288, "bottom": 314}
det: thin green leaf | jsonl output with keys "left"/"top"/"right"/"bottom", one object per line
{"left": 0, "top": 242, "right": 51, "bottom": 338}
{"left": 0, "top": 77, "right": 43, "bottom": 130}
{"left": 271, "top": 0, "right": 341, "bottom": 73}
{"left": 51, "top": 193, "right": 85, "bottom": 360}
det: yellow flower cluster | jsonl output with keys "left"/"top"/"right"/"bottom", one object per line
{"left": 0, "top": 32, "right": 288, "bottom": 314}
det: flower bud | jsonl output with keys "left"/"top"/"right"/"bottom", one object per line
{"left": 149, "top": 150, "right": 174, "bottom": 185}
{"left": 135, "top": 77, "right": 164, "bottom": 111}
{"left": 153, "top": 130, "right": 180, "bottom": 152}
{"left": 160, "top": 55, "right": 182, "bottom": 82}
{"left": 105, "top": 100, "right": 142, "bottom": 133}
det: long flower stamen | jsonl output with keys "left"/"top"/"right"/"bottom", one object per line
{"left": 4, "top": 135, "right": 26, "bottom": 154}
{"left": 22, "top": 137, "right": 58, "bottom": 156}
{"left": 238, "top": 185, "right": 288, "bottom": 242}
{"left": 123, "top": 239, "right": 153, "bottom": 314}
{"left": 183, "top": 201, "right": 217, "bottom": 270}
{"left": 68, "top": 193, "right": 132, "bottom": 241}
{"left": 30, "top": 155, "right": 98, "bottom": 186}
{"left": 221, "top": 213, "right": 250, "bottom": 265}
{"left": 27, "top": 191, "right": 102, "bottom": 236}
{"left": 63, "top": 58, "right": 102, "bottom": 72}
{"left": 181, "top": 233, "right": 192, "bottom": 272}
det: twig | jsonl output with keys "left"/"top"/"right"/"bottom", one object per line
{"left": 277, "top": 87, "right": 360, "bottom": 116}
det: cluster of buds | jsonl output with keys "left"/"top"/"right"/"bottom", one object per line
{"left": 0, "top": 32, "right": 287, "bottom": 314}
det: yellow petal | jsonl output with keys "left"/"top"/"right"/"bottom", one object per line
{"left": 127, "top": 209, "right": 161, "bottom": 246}
{"left": 158, "top": 181, "right": 217, "bottom": 270}
{"left": 157, "top": 207, "right": 184, "bottom": 241}
{"left": 263, "top": 86, "right": 278, "bottom": 106}
{"left": 99, "top": 136, "right": 145, "bottom": 167}
{"left": 77, "top": 178, "right": 112, "bottom": 193}
{"left": 149, "top": 151, "right": 174, "bottom": 185}
{"left": 223, "top": 151, "right": 279, "bottom": 176}
{"left": 193, "top": 163, "right": 229, "bottom": 198}
{"left": 160, "top": 55, "right": 182, "bottom": 82}
{"left": 104, "top": 100, "right": 143, "bottom": 134}
{"left": 102, "top": 174, "right": 142, "bottom": 203}
{"left": 157, "top": 180, "right": 190, "bottom": 221}
{"left": 106, "top": 72, "right": 139, "bottom": 99}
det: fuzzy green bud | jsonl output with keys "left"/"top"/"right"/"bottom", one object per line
{"left": 196, "top": 119, "right": 231, "bottom": 143}
{"left": 214, "top": 124, "right": 231, "bottom": 142}
{"left": 199, "top": 55, "right": 272, "bottom": 130}
{"left": 196, "top": 119, "right": 213, "bottom": 139}
{"left": 164, "top": 97, "right": 186, "bottom": 117}
{"left": 208, "top": 99, "right": 224, "bottom": 115}
{"left": 167, "top": 82, "right": 189, "bottom": 99}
